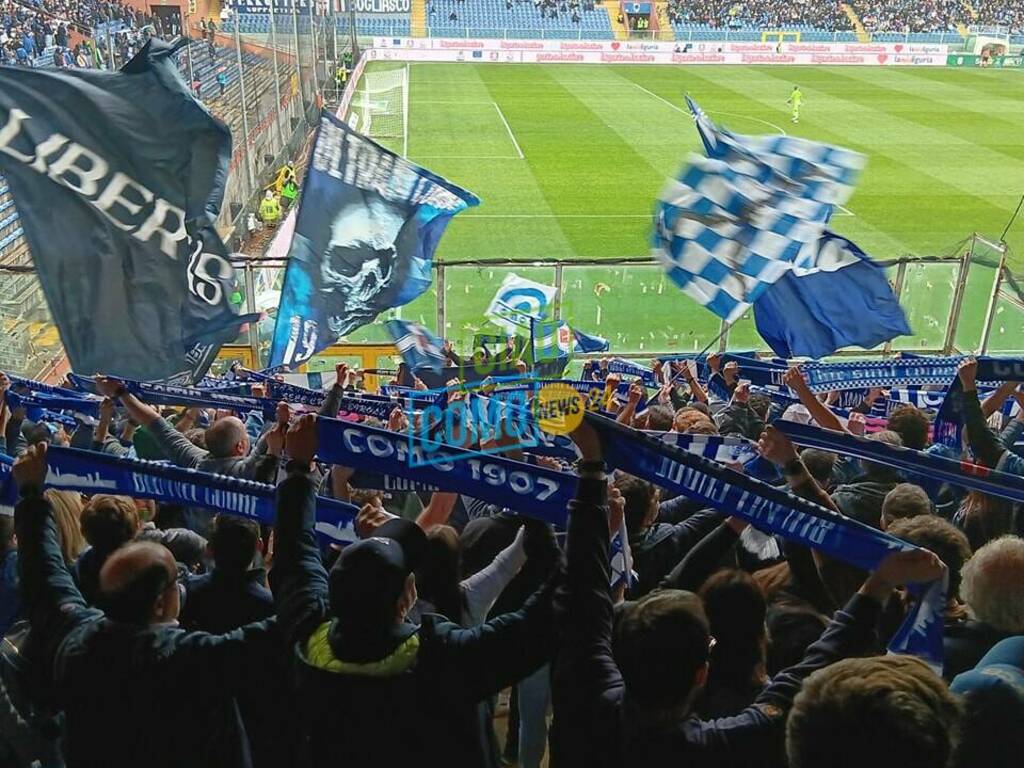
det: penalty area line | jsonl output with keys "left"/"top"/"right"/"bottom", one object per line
{"left": 630, "top": 83, "right": 788, "bottom": 137}
{"left": 493, "top": 102, "right": 526, "bottom": 160}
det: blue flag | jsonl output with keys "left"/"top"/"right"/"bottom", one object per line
{"left": 269, "top": 111, "right": 478, "bottom": 368}
{"left": 753, "top": 232, "right": 911, "bottom": 359}
{"left": 385, "top": 319, "right": 446, "bottom": 373}
{"left": 572, "top": 327, "right": 609, "bottom": 353}
{"left": 0, "top": 38, "right": 259, "bottom": 383}
{"left": 685, "top": 94, "right": 718, "bottom": 157}
{"left": 657, "top": 102, "right": 865, "bottom": 324}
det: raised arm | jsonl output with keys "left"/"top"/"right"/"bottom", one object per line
{"left": 615, "top": 380, "right": 644, "bottom": 425}
{"left": 416, "top": 490, "right": 459, "bottom": 530}
{"left": 267, "top": 414, "right": 330, "bottom": 646}
{"left": 94, "top": 375, "right": 161, "bottom": 427}
{"left": 95, "top": 376, "right": 207, "bottom": 468}
{"left": 681, "top": 361, "right": 709, "bottom": 406}
{"left": 12, "top": 444, "right": 99, "bottom": 660}
{"left": 958, "top": 359, "right": 1008, "bottom": 469}
{"left": 550, "top": 420, "right": 623, "bottom": 707}
{"left": 0, "top": 373, "right": 9, "bottom": 455}
{"left": 981, "top": 379, "right": 1019, "bottom": 419}
{"left": 317, "top": 363, "right": 349, "bottom": 419}
{"left": 90, "top": 397, "right": 130, "bottom": 457}
{"left": 783, "top": 366, "right": 846, "bottom": 433}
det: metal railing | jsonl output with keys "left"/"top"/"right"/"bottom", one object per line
{"left": 0, "top": 234, "right": 1016, "bottom": 380}
{"left": 194, "top": 232, "right": 1017, "bottom": 372}
{"left": 224, "top": 20, "right": 1024, "bottom": 44}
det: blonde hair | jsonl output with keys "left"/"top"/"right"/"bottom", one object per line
{"left": 44, "top": 489, "right": 87, "bottom": 564}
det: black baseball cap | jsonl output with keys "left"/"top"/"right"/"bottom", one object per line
{"left": 328, "top": 518, "right": 428, "bottom": 627}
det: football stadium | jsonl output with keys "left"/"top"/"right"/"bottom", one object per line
{"left": 3, "top": 2, "right": 1024, "bottom": 767}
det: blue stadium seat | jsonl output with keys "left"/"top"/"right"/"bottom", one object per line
{"left": 426, "top": 0, "right": 612, "bottom": 39}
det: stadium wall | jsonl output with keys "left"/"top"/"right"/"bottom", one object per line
{"left": 366, "top": 37, "right": 948, "bottom": 65}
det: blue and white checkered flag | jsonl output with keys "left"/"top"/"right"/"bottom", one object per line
{"left": 654, "top": 102, "right": 866, "bottom": 323}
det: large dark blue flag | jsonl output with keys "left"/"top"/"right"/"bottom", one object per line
{"left": 0, "top": 38, "right": 257, "bottom": 383}
{"left": 269, "top": 111, "right": 478, "bottom": 368}
{"left": 753, "top": 232, "right": 911, "bottom": 359}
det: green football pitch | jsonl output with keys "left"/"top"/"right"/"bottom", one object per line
{"left": 342, "top": 61, "right": 1024, "bottom": 358}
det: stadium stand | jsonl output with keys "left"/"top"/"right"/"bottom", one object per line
{"left": 6, "top": 4, "right": 1024, "bottom": 768}
{"left": 223, "top": 10, "right": 412, "bottom": 37}
{"left": 662, "top": 0, "right": 1023, "bottom": 41}
{"left": 427, "top": 0, "right": 613, "bottom": 39}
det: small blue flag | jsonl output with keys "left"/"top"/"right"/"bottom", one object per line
{"left": 685, "top": 94, "right": 718, "bottom": 157}
{"left": 385, "top": 319, "right": 447, "bottom": 374}
{"left": 572, "top": 327, "right": 610, "bottom": 353}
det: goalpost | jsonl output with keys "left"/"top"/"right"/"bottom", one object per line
{"left": 351, "top": 64, "right": 409, "bottom": 156}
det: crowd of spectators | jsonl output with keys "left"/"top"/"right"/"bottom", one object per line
{"left": 668, "top": 0, "right": 852, "bottom": 31}
{"left": 665, "top": 0, "right": 1023, "bottom": 33}
{"left": 16, "top": 0, "right": 144, "bottom": 35}
{"left": 0, "top": 0, "right": 177, "bottom": 69}
{"left": 969, "top": 0, "right": 1024, "bottom": 33}
{"left": 1, "top": 349, "right": 1024, "bottom": 767}
{"left": 429, "top": 0, "right": 597, "bottom": 25}
{"left": 850, "top": 0, "right": 964, "bottom": 34}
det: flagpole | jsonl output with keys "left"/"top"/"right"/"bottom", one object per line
{"left": 665, "top": 318, "right": 737, "bottom": 388}
{"left": 999, "top": 193, "right": 1024, "bottom": 244}
{"left": 529, "top": 316, "right": 537, "bottom": 370}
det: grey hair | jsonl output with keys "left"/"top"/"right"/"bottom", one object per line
{"left": 961, "top": 536, "right": 1024, "bottom": 633}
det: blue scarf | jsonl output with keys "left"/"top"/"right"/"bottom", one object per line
{"left": 335, "top": 393, "right": 402, "bottom": 421}
{"left": 798, "top": 357, "right": 1024, "bottom": 394}
{"left": 315, "top": 417, "right": 577, "bottom": 526}
{"left": 645, "top": 431, "right": 760, "bottom": 466}
{"left": 5, "top": 389, "right": 101, "bottom": 418}
{"left": 68, "top": 373, "right": 278, "bottom": 418}
{"left": 887, "top": 388, "right": 949, "bottom": 412}
{"left": 607, "top": 359, "right": 660, "bottom": 388}
{"left": 587, "top": 414, "right": 946, "bottom": 668}
{"left": 6, "top": 374, "right": 91, "bottom": 399}
{"left": 775, "top": 420, "right": 1024, "bottom": 504}
{"left": 0, "top": 448, "right": 359, "bottom": 545}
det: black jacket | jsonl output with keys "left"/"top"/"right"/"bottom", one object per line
{"left": 270, "top": 473, "right": 560, "bottom": 768}
{"left": 182, "top": 569, "right": 275, "bottom": 635}
{"left": 550, "top": 476, "right": 884, "bottom": 768}
{"left": 627, "top": 511, "right": 722, "bottom": 599}
{"left": 943, "top": 619, "right": 1013, "bottom": 681}
{"left": 14, "top": 491, "right": 278, "bottom": 768}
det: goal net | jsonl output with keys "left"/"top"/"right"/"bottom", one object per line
{"left": 351, "top": 67, "right": 407, "bottom": 143}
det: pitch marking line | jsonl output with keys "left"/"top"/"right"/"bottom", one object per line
{"left": 415, "top": 155, "right": 523, "bottom": 160}
{"left": 459, "top": 214, "right": 650, "bottom": 219}
{"left": 834, "top": 204, "right": 855, "bottom": 217}
{"left": 493, "top": 102, "right": 526, "bottom": 160}
{"left": 410, "top": 100, "right": 497, "bottom": 105}
{"left": 630, "top": 83, "right": 789, "bottom": 136}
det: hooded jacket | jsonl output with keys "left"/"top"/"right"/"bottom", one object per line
{"left": 270, "top": 473, "right": 560, "bottom": 767}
